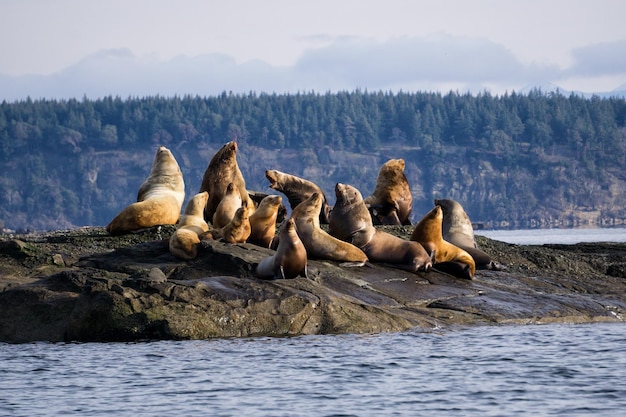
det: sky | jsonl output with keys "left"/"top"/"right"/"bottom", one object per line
{"left": 1, "top": 0, "right": 626, "bottom": 101}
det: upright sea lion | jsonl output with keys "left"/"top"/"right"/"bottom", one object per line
{"left": 199, "top": 141, "right": 254, "bottom": 223}
{"left": 212, "top": 182, "right": 242, "bottom": 228}
{"left": 364, "top": 158, "right": 413, "bottom": 225}
{"left": 217, "top": 202, "right": 251, "bottom": 244}
{"left": 265, "top": 169, "right": 332, "bottom": 223}
{"left": 411, "top": 205, "right": 476, "bottom": 279}
{"left": 256, "top": 217, "right": 308, "bottom": 280}
{"left": 291, "top": 192, "right": 368, "bottom": 265}
{"left": 169, "top": 191, "right": 210, "bottom": 260}
{"left": 329, "top": 183, "right": 432, "bottom": 273}
{"left": 248, "top": 194, "right": 282, "bottom": 248}
{"left": 435, "top": 198, "right": 501, "bottom": 270}
{"left": 107, "top": 146, "right": 185, "bottom": 235}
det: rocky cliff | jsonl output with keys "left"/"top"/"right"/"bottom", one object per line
{"left": 1, "top": 226, "right": 625, "bottom": 343}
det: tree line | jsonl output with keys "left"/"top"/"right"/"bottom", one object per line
{"left": 1, "top": 89, "right": 625, "bottom": 231}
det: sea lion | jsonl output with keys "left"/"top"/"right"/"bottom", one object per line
{"left": 199, "top": 141, "right": 254, "bottom": 223}
{"left": 410, "top": 205, "right": 476, "bottom": 279}
{"left": 169, "top": 191, "right": 210, "bottom": 260}
{"left": 291, "top": 192, "right": 368, "bottom": 265}
{"left": 216, "top": 202, "right": 251, "bottom": 244}
{"left": 329, "top": 183, "right": 432, "bottom": 273}
{"left": 435, "top": 198, "right": 501, "bottom": 270}
{"left": 256, "top": 217, "right": 308, "bottom": 280}
{"left": 265, "top": 169, "right": 332, "bottom": 223}
{"left": 248, "top": 194, "right": 283, "bottom": 248}
{"left": 107, "top": 146, "right": 185, "bottom": 235}
{"left": 212, "top": 182, "right": 242, "bottom": 228}
{"left": 364, "top": 158, "right": 413, "bottom": 225}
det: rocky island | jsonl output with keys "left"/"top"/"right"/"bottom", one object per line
{"left": 1, "top": 225, "right": 625, "bottom": 343}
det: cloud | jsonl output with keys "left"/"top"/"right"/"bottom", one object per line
{"left": 0, "top": 35, "right": 622, "bottom": 101}
{"left": 566, "top": 39, "right": 626, "bottom": 77}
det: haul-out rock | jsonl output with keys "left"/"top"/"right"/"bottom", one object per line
{"left": 0, "top": 226, "right": 625, "bottom": 343}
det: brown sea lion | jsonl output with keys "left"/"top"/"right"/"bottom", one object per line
{"left": 435, "top": 198, "right": 501, "bottom": 270}
{"left": 248, "top": 194, "right": 283, "bottom": 248}
{"left": 265, "top": 169, "right": 332, "bottom": 223}
{"left": 364, "top": 158, "right": 413, "bottom": 225}
{"left": 291, "top": 192, "right": 368, "bottom": 265}
{"left": 411, "top": 205, "right": 476, "bottom": 279}
{"left": 169, "top": 191, "right": 210, "bottom": 260}
{"left": 216, "top": 202, "right": 251, "bottom": 244}
{"left": 107, "top": 146, "right": 185, "bottom": 235}
{"left": 329, "top": 183, "right": 432, "bottom": 273}
{"left": 212, "top": 182, "right": 242, "bottom": 229}
{"left": 256, "top": 217, "right": 308, "bottom": 280}
{"left": 199, "top": 141, "right": 254, "bottom": 223}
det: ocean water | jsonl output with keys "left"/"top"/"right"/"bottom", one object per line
{"left": 477, "top": 226, "right": 626, "bottom": 245}
{"left": 1, "top": 323, "right": 625, "bottom": 416}
{"left": 1, "top": 228, "right": 625, "bottom": 416}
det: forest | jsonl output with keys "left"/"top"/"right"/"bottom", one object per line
{"left": 1, "top": 89, "right": 625, "bottom": 231}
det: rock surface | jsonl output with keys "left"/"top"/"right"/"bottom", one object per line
{"left": 1, "top": 226, "right": 625, "bottom": 343}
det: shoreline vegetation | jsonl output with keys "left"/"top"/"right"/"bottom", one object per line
{"left": 1, "top": 90, "right": 626, "bottom": 232}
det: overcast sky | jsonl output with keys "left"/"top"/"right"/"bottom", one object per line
{"left": 1, "top": 0, "right": 625, "bottom": 101}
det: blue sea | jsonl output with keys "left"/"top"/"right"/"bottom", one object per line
{"left": 1, "top": 228, "right": 625, "bottom": 417}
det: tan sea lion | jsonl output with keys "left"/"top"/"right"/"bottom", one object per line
{"left": 364, "top": 158, "right": 413, "bottom": 225}
{"left": 329, "top": 183, "right": 432, "bottom": 273}
{"left": 256, "top": 217, "right": 308, "bottom": 280}
{"left": 217, "top": 202, "right": 251, "bottom": 244}
{"left": 212, "top": 182, "right": 242, "bottom": 228}
{"left": 265, "top": 169, "right": 332, "bottom": 223}
{"left": 199, "top": 141, "right": 254, "bottom": 223}
{"left": 169, "top": 191, "right": 210, "bottom": 260}
{"left": 435, "top": 198, "right": 501, "bottom": 270}
{"left": 248, "top": 194, "right": 282, "bottom": 248}
{"left": 411, "top": 205, "right": 476, "bottom": 279}
{"left": 291, "top": 192, "right": 368, "bottom": 265}
{"left": 107, "top": 146, "right": 185, "bottom": 235}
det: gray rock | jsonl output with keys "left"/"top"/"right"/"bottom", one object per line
{"left": 0, "top": 226, "right": 625, "bottom": 343}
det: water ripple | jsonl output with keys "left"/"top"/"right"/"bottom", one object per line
{"left": 1, "top": 322, "right": 626, "bottom": 416}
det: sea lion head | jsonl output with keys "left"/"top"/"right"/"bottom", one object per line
{"left": 220, "top": 141, "right": 238, "bottom": 160}
{"left": 265, "top": 169, "right": 285, "bottom": 190}
{"left": 381, "top": 158, "right": 405, "bottom": 174}
{"left": 231, "top": 205, "right": 248, "bottom": 226}
{"left": 151, "top": 146, "right": 181, "bottom": 176}
{"left": 184, "top": 191, "right": 209, "bottom": 215}
{"left": 334, "top": 183, "right": 363, "bottom": 206}
{"left": 259, "top": 194, "right": 282, "bottom": 209}
{"left": 292, "top": 192, "right": 323, "bottom": 226}
{"left": 429, "top": 205, "right": 444, "bottom": 221}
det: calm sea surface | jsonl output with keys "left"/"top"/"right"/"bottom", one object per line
{"left": 1, "top": 228, "right": 625, "bottom": 417}
{"left": 477, "top": 226, "right": 626, "bottom": 245}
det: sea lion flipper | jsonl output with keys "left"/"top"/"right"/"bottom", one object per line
{"left": 275, "top": 265, "right": 286, "bottom": 280}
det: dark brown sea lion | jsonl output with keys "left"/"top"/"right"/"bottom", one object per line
{"left": 329, "top": 183, "right": 432, "bottom": 273}
{"left": 265, "top": 169, "right": 332, "bottom": 223}
{"left": 411, "top": 205, "right": 476, "bottom": 279}
{"left": 291, "top": 192, "right": 368, "bottom": 265}
{"left": 364, "top": 158, "right": 413, "bottom": 225}
{"left": 107, "top": 146, "right": 185, "bottom": 235}
{"left": 255, "top": 217, "right": 308, "bottom": 280}
{"left": 199, "top": 141, "right": 254, "bottom": 223}
{"left": 435, "top": 198, "right": 502, "bottom": 270}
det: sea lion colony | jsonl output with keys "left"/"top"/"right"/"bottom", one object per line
{"left": 107, "top": 142, "right": 500, "bottom": 279}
